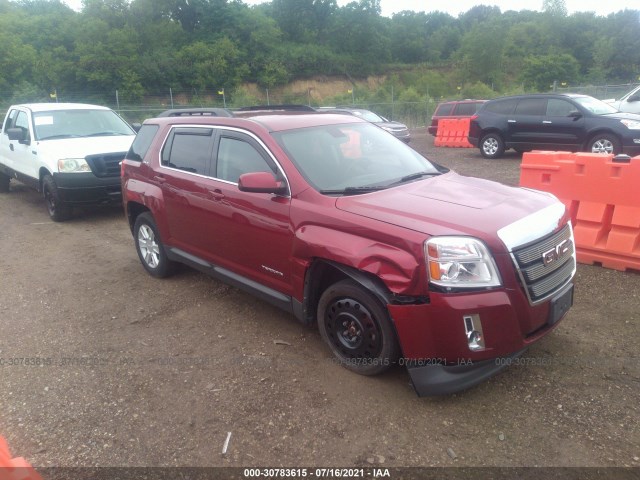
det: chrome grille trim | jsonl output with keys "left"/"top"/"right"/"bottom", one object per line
{"left": 510, "top": 223, "right": 577, "bottom": 305}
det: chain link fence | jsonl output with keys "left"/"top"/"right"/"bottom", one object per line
{"left": 2, "top": 82, "right": 638, "bottom": 129}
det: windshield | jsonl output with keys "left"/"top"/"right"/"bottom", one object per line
{"left": 33, "top": 109, "right": 135, "bottom": 140}
{"left": 573, "top": 96, "right": 618, "bottom": 115}
{"left": 274, "top": 122, "right": 442, "bottom": 193}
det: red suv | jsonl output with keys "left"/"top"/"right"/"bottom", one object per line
{"left": 121, "top": 112, "right": 576, "bottom": 396}
{"left": 428, "top": 100, "right": 486, "bottom": 136}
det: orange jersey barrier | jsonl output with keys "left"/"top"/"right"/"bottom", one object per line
{"left": 434, "top": 118, "right": 473, "bottom": 148}
{"left": 0, "top": 436, "right": 42, "bottom": 480}
{"left": 520, "top": 151, "right": 640, "bottom": 272}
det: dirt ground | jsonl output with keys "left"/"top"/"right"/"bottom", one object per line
{"left": 0, "top": 132, "right": 638, "bottom": 474}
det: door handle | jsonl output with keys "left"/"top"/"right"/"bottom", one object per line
{"left": 209, "top": 189, "right": 225, "bottom": 201}
{"left": 542, "top": 121, "right": 552, "bottom": 124}
{"left": 507, "top": 119, "right": 516, "bottom": 123}
{"left": 153, "top": 175, "right": 167, "bottom": 184}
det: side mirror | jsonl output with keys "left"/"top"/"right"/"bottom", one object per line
{"left": 568, "top": 110, "right": 582, "bottom": 119}
{"left": 131, "top": 123, "right": 142, "bottom": 132}
{"left": 7, "top": 127, "right": 29, "bottom": 144}
{"left": 238, "top": 171, "right": 287, "bottom": 195}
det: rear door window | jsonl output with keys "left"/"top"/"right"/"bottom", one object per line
{"left": 485, "top": 98, "right": 518, "bottom": 114}
{"left": 161, "top": 127, "right": 214, "bottom": 175}
{"left": 435, "top": 103, "right": 454, "bottom": 116}
{"left": 453, "top": 103, "right": 479, "bottom": 116}
{"left": 514, "top": 98, "right": 547, "bottom": 116}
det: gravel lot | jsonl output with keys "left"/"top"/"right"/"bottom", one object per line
{"left": 0, "top": 132, "right": 638, "bottom": 473}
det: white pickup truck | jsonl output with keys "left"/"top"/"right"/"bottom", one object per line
{"left": 604, "top": 84, "right": 640, "bottom": 114}
{"left": 0, "top": 103, "right": 136, "bottom": 221}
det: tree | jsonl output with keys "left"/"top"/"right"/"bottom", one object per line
{"left": 542, "top": 0, "right": 567, "bottom": 16}
{"left": 520, "top": 53, "right": 580, "bottom": 91}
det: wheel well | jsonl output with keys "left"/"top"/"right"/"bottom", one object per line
{"left": 38, "top": 168, "right": 52, "bottom": 191}
{"left": 127, "top": 202, "right": 150, "bottom": 233}
{"left": 585, "top": 130, "right": 619, "bottom": 147}
{"left": 303, "top": 260, "right": 393, "bottom": 326}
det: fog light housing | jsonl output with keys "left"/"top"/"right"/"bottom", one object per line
{"left": 464, "top": 314, "right": 485, "bottom": 351}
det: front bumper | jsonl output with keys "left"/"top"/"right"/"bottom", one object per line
{"left": 388, "top": 283, "right": 573, "bottom": 396}
{"left": 407, "top": 348, "right": 527, "bottom": 396}
{"left": 52, "top": 172, "right": 122, "bottom": 205}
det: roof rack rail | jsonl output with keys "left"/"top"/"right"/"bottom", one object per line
{"left": 235, "top": 104, "right": 316, "bottom": 112}
{"left": 156, "top": 108, "right": 233, "bottom": 118}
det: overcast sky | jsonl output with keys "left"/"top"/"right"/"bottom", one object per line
{"left": 62, "top": 0, "right": 634, "bottom": 16}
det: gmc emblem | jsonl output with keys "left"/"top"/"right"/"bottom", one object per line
{"left": 542, "top": 239, "right": 573, "bottom": 266}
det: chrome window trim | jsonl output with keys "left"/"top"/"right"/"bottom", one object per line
{"left": 157, "top": 124, "right": 292, "bottom": 197}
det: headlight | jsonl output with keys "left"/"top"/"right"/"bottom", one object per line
{"left": 425, "top": 237, "right": 501, "bottom": 289}
{"left": 58, "top": 158, "right": 91, "bottom": 173}
{"left": 620, "top": 119, "right": 640, "bottom": 130}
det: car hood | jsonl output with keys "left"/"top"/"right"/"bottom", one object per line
{"left": 335, "top": 172, "right": 564, "bottom": 252}
{"left": 36, "top": 135, "right": 135, "bottom": 158}
{"left": 377, "top": 121, "right": 408, "bottom": 131}
{"left": 600, "top": 111, "right": 640, "bottom": 121}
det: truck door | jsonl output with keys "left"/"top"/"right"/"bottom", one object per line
{"left": 2, "top": 109, "right": 37, "bottom": 179}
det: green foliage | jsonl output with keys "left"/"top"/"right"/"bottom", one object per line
{"left": 520, "top": 53, "right": 580, "bottom": 91}
{"left": 0, "top": 0, "right": 637, "bottom": 105}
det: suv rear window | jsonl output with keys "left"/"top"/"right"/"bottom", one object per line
{"left": 126, "top": 124, "right": 159, "bottom": 162}
{"left": 453, "top": 103, "right": 481, "bottom": 116}
{"left": 161, "top": 127, "right": 214, "bottom": 175}
{"left": 514, "top": 98, "right": 547, "bottom": 116}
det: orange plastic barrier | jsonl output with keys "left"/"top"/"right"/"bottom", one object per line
{"left": 520, "top": 151, "right": 640, "bottom": 272}
{"left": 0, "top": 437, "right": 42, "bottom": 480}
{"left": 434, "top": 118, "right": 473, "bottom": 148}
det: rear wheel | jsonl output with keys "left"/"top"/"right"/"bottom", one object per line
{"left": 42, "top": 175, "right": 71, "bottom": 222}
{"left": 317, "top": 279, "right": 399, "bottom": 376}
{"left": 588, "top": 134, "right": 621, "bottom": 155}
{"left": 0, "top": 172, "right": 10, "bottom": 193}
{"left": 479, "top": 133, "right": 505, "bottom": 159}
{"left": 133, "top": 212, "right": 175, "bottom": 278}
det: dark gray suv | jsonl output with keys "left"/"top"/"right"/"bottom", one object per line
{"left": 468, "top": 93, "right": 640, "bottom": 159}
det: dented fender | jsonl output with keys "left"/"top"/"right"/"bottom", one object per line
{"left": 292, "top": 224, "right": 423, "bottom": 295}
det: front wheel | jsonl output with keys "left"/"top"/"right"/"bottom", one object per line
{"left": 588, "top": 134, "right": 621, "bottom": 155}
{"left": 42, "top": 175, "right": 71, "bottom": 221}
{"left": 133, "top": 212, "right": 175, "bottom": 278}
{"left": 479, "top": 133, "right": 505, "bottom": 159}
{"left": 317, "top": 279, "right": 399, "bottom": 376}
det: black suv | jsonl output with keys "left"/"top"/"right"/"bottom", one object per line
{"left": 468, "top": 93, "right": 640, "bottom": 159}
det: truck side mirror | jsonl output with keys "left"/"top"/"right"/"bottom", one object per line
{"left": 7, "top": 127, "right": 29, "bottom": 145}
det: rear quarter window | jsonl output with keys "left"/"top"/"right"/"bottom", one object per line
{"left": 126, "top": 124, "right": 159, "bottom": 162}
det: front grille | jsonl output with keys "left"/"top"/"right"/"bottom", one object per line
{"left": 86, "top": 152, "right": 126, "bottom": 178}
{"left": 511, "top": 224, "right": 576, "bottom": 304}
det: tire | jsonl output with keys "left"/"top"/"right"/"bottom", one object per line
{"left": 479, "top": 133, "right": 505, "bottom": 159}
{"left": 133, "top": 212, "right": 175, "bottom": 278}
{"left": 42, "top": 175, "right": 72, "bottom": 222}
{"left": 587, "top": 133, "right": 621, "bottom": 155}
{"left": 317, "top": 279, "right": 399, "bottom": 376}
{"left": 0, "top": 172, "right": 10, "bottom": 193}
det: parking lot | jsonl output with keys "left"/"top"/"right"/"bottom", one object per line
{"left": 0, "top": 131, "right": 638, "bottom": 470}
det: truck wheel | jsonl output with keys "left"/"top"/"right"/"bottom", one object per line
{"left": 133, "top": 212, "right": 175, "bottom": 278}
{"left": 479, "top": 133, "right": 505, "bottom": 159}
{"left": 588, "top": 134, "right": 620, "bottom": 154}
{"left": 42, "top": 175, "right": 71, "bottom": 221}
{"left": 0, "top": 172, "right": 9, "bottom": 193}
{"left": 317, "top": 279, "right": 399, "bottom": 376}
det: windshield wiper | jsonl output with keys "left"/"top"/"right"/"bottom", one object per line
{"left": 39, "top": 134, "right": 82, "bottom": 140}
{"left": 398, "top": 171, "right": 441, "bottom": 183}
{"left": 84, "top": 131, "right": 126, "bottom": 137}
{"left": 320, "top": 185, "right": 388, "bottom": 195}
